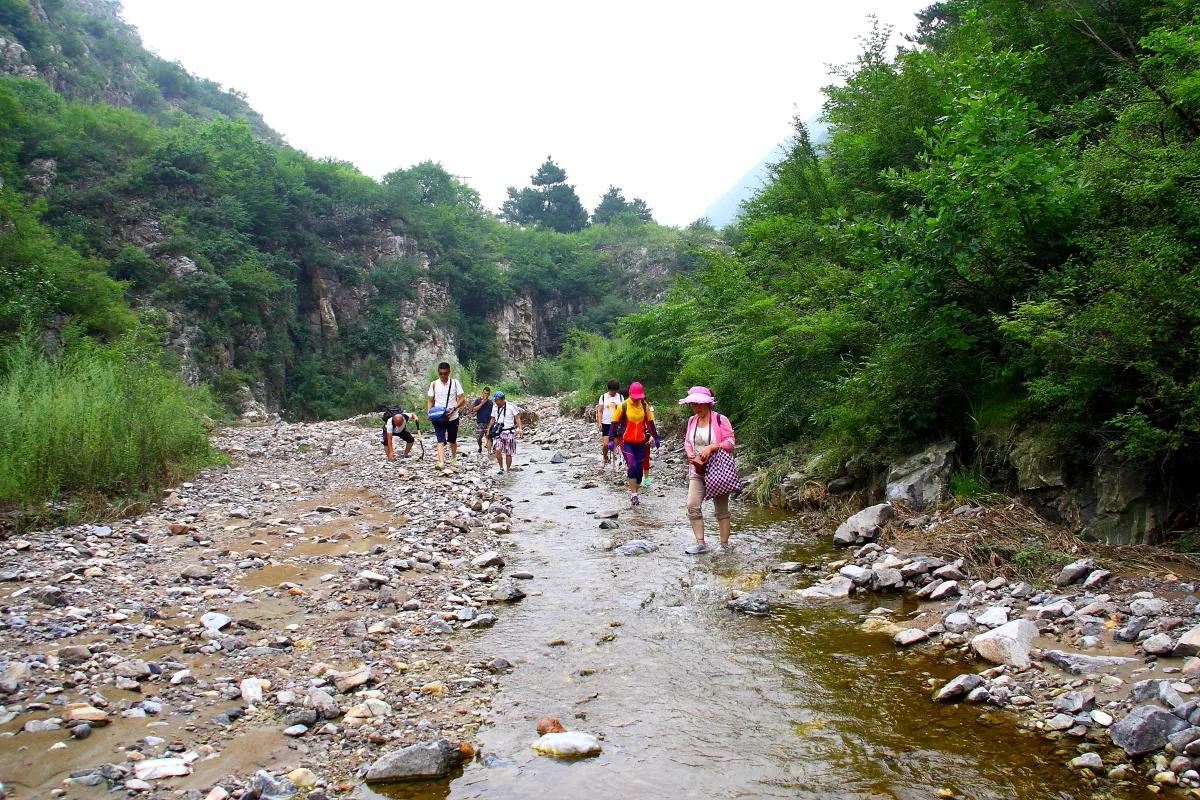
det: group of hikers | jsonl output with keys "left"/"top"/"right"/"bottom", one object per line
{"left": 382, "top": 365, "right": 737, "bottom": 554}
{"left": 380, "top": 362, "right": 522, "bottom": 474}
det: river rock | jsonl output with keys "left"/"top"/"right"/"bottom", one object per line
{"left": 1054, "top": 689, "right": 1095, "bottom": 714}
{"left": 970, "top": 619, "right": 1037, "bottom": 668}
{"left": 1174, "top": 625, "right": 1200, "bottom": 657}
{"left": 531, "top": 731, "right": 603, "bottom": 758}
{"left": 974, "top": 606, "right": 1009, "bottom": 628}
{"left": 1083, "top": 569, "right": 1111, "bottom": 589}
{"left": 832, "top": 503, "right": 894, "bottom": 547}
{"left": 364, "top": 738, "right": 463, "bottom": 783}
{"left": 1110, "top": 705, "right": 1189, "bottom": 757}
{"left": 796, "top": 576, "right": 854, "bottom": 600}
{"left": 240, "top": 677, "right": 267, "bottom": 705}
{"left": 330, "top": 665, "right": 372, "bottom": 692}
{"left": 894, "top": 628, "right": 929, "bottom": 647}
{"left": 727, "top": 593, "right": 769, "bottom": 616}
{"left": 114, "top": 659, "right": 152, "bottom": 680}
{"left": 1144, "top": 633, "right": 1176, "bottom": 656}
{"left": 0, "top": 662, "right": 31, "bottom": 693}
{"left": 536, "top": 715, "right": 566, "bottom": 734}
{"left": 1043, "top": 650, "right": 1138, "bottom": 675}
{"left": 307, "top": 688, "right": 341, "bottom": 719}
{"left": 1131, "top": 597, "right": 1167, "bottom": 616}
{"left": 884, "top": 441, "right": 955, "bottom": 510}
{"left": 1070, "top": 752, "right": 1104, "bottom": 770}
{"left": 871, "top": 567, "right": 903, "bottom": 590}
{"left": 772, "top": 562, "right": 805, "bottom": 573}
{"left": 471, "top": 551, "right": 505, "bottom": 569}
{"left": 934, "top": 673, "right": 984, "bottom": 702}
{"left": 838, "top": 565, "right": 871, "bottom": 585}
{"left": 492, "top": 580, "right": 526, "bottom": 602}
{"left": 201, "top": 612, "right": 231, "bottom": 632}
{"left": 134, "top": 758, "right": 192, "bottom": 781}
{"left": 1054, "top": 558, "right": 1095, "bottom": 586}
{"left": 58, "top": 645, "right": 92, "bottom": 663}
{"left": 929, "top": 580, "right": 959, "bottom": 600}
{"left": 614, "top": 540, "right": 657, "bottom": 556}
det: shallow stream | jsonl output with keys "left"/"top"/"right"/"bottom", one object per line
{"left": 371, "top": 446, "right": 1158, "bottom": 800}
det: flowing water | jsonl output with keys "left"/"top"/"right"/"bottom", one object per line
{"left": 367, "top": 451, "right": 1159, "bottom": 800}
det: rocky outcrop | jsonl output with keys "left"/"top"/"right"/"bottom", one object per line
{"left": 489, "top": 291, "right": 536, "bottom": 365}
{"left": 885, "top": 441, "right": 955, "bottom": 509}
{"left": 0, "top": 36, "right": 38, "bottom": 78}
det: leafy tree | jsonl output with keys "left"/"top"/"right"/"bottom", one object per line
{"left": 592, "top": 185, "right": 654, "bottom": 225}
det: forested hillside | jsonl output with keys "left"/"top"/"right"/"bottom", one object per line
{"left": 556, "top": 0, "right": 1200, "bottom": 543}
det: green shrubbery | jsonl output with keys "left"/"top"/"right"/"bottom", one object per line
{"left": 0, "top": 334, "right": 215, "bottom": 517}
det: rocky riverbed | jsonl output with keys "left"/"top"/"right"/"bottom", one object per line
{"left": 0, "top": 416, "right": 521, "bottom": 798}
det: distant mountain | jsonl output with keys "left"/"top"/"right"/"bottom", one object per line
{"left": 703, "top": 113, "right": 829, "bottom": 228}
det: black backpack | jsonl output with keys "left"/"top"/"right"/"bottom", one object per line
{"left": 379, "top": 406, "right": 407, "bottom": 445}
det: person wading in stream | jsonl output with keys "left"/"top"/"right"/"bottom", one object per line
{"left": 595, "top": 379, "right": 623, "bottom": 471}
{"left": 426, "top": 362, "right": 466, "bottom": 469}
{"left": 608, "top": 381, "right": 660, "bottom": 507}
{"left": 488, "top": 391, "right": 522, "bottom": 474}
{"left": 680, "top": 386, "right": 736, "bottom": 553}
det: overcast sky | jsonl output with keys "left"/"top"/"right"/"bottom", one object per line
{"left": 118, "top": 0, "right": 928, "bottom": 226}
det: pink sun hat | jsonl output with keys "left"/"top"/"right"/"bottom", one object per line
{"left": 628, "top": 381, "right": 646, "bottom": 400}
{"left": 678, "top": 386, "right": 714, "bottom": 405}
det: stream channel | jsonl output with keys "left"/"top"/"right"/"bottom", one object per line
{"left": 370, "top": 437, "right": 1156, "bottom": 800}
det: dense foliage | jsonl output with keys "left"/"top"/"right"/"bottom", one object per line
{"left": 501, "top": 157, "right": 590, "bottom": 233}
{"left": 558, "top": 0, "right": 1200, "bottom": 485}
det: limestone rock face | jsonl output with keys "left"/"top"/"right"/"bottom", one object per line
{"left": 488, "top": 291, "right": 536, "bottom": 365}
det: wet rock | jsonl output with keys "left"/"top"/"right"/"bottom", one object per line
{"left": 70, "top": 723, "right": 92, "bottom": 739}
{"left": 549, "top": 453, "right": 566, "bottom": 464}
{"left": 1069, "top": 752, "right": 1103, "bottom": 770}
{"left": 133, "top": 758, "right": 192, "bottom": 781}
{"left": 796, "top": 576, "right": 854, "bottom": 600}
{"left": 1054, "top": 558, "right": 1095, "bottom": 587}
{"left": 252, "top": 770, "right": 297, "bottom": 799}
{"left": 970, "top": 619, "right": 1037, "bottom": 668}
{"left": 598, "top": 519, "right": 620, "bottom": 530}
{"left": 364, "top": 739, "right": 464, "bottom": 783}
{"left": 934, "top": 673, "right": 984, "bottom": 702}
{"left": 1110, "top": 705, "right": 1189, "bottom": 757}
{"left": 1054, "top": 690, "right": 1095, "bottom": 714}
{"left": 531, "top": 731, "right": 602, "bottom": 758}
{"left": 1043, "top": 650, "right": 1138, "bottom": 675}
{"left": 727, "top": 593, "right": 769, "bottom": 616}
{"left": 492, "top": 581, "right": 527, "bottom": 603}
{"left": 1131, "top": 597, "right": 1167, "bottom": 617}
{"left": 463, "top": 613, "right": 498, "bottom": 629}
{"left": 772, "top": 562, "right": 805, "bottom": 573}
{"left": 1144, "top": 633, "right": 1176, "bottom": 656}
{"left": 1082, "top": 569, "right": 1111, "bottom": 589}
{"left": 894, "top": 628, "right": 929, "bottom": 647}
{"left": 614, "top": 540, "right": 658, "bottom": 556}
{"left": 114, "top": 659, "right": 152, "bottom": 680}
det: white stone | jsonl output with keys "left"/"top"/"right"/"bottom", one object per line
{"left": 970, "top": 619, "right": 1038, "bottom": 668}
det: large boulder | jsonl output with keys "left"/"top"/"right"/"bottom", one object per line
{"left": 832, "top": 504, "right": 894, "bottom": 547}
{"left": 364, "top": 739, "right": 463, "bottom": 783}
{"left": 970, "top": 619, "right": 1037, "bottom": 668}
{"left": 795, "top": 576, "right": 854, "bottom": 600}
{"left": 1110, "top": 705, "right": 1189, "bottom": 757}
{"left": 884, "top": 441, "right": 955, "bottom": 510}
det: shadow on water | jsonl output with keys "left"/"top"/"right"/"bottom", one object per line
{"left": 365, "top": 458, "right": 1156, "bottom": 800}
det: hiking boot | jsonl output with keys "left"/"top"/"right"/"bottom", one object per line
{"left": 685, "top": 543, "right": 709, "bottom": 555}
{"left": 629, "top": 493, "right": 640, "bottom": 507}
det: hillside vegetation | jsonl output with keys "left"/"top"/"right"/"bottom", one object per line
{"left": 554, "top": 0, "right": 1200, "bottom": 526}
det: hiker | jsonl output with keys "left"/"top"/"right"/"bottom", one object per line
{"left": 608, "top": 381, "right": 659, "bottom": 506}
{"left": 382, "top": 409, "right": 419, "bottom": 461}
{"left": 425, "top": 362, "right": 466, "bottom": 468}
{"left": 680, "top": 386, "right": 736, "bottom": 553}
{"left": 488, "top": 391, "right": 522, "bottom": 474}
{"left": 595, "top": 379, "right": 623, "bottom": 470}
{"left": 470, "top": 386, "right": 494, "bottom": 454}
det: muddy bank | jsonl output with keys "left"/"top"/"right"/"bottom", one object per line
{"left": 0, "top": 417, "right": 519, "bottom": 798}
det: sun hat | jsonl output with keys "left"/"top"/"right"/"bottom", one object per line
{"left": 493, "top": 390, "right": 506, "bottom": 399}
{"left": 628, "top": 381, "right": 646, "bottom": 400}
{"left": 677, "top": 386, "right": 715, "bottom": 405}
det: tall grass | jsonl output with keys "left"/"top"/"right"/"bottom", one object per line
{"left": 0, "top": 336, "right": 214, "bottom": 516}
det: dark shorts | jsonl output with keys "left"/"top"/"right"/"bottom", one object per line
{"left": 432, "top": 417, "right": 459, "bottom": 444}
{"left": 381, "top": 427, "right": 414, "bottom": 445}
{"left": 600, "top": 423, "right": 612, "bottom": 436}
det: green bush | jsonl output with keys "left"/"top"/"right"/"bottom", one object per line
{"left": 0, "top": 334, "right": 214, "bottom": 515}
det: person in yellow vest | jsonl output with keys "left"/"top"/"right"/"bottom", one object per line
{"left": 607, "top": 381, "right": 660, "bottom": 507}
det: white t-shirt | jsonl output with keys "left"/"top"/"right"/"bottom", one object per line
{"left": 427, "top": 378, "right": 464, "bottom": 421}
{"left": 385, "top": 414, "right": 412, "bottom": 435}
{"left": 597, "top": 392, "right": 624, "bottom": 424}
{"left": 492, "top": 402, "right": 521, "bottom": 432}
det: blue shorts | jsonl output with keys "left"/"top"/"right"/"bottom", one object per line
{"left": 432, "top": 418, "right": 459, "bottom": 444}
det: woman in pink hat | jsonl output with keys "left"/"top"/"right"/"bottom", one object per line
{"left": 679, "top": 386, "right": 736, "bottom": 553}
{"left": 608, "top": 381, "right": 659, "bottom": 506}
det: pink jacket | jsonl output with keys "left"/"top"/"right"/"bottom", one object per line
{"left": 684, "top": 412, "right": 736, "bottom": 461}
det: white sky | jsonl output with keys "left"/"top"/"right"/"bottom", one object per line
{"left": 118, "top": 0, "right": 928, "bottom": 226}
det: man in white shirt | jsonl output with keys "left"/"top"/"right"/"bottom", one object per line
{"left": 595, "top": 379, "right": 623, "bottom": 470}
{"left": 382, "top": 410, "right": 418, "bottom": 461}
{"left": 425, "top": 361, "right": 466, "bottom": 468}
{"left": 488, "top": 391, "right": 523, "bottom": 475}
